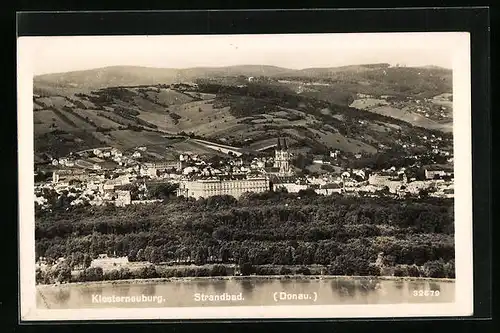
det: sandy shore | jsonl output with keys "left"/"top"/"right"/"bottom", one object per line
{"left": 36, "top": 275, "right": 455, "bottom": 288}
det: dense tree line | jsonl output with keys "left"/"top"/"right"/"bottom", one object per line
{"left": 35, "top": 191, "right": 454, "bottom": 281}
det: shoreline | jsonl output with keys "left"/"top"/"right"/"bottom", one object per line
{"left": 36, "top": 275, "right": 456, "bottom": 288}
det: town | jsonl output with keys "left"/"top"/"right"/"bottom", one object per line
{"left": 34, "top": 135, "right": 454, "bottom": 211}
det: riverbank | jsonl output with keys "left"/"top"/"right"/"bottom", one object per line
{"left": 36, "top": 274, "right": 455, "bottom": 288}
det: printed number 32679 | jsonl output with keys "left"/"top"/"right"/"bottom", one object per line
{"left": 413, "top": 290, "right": 440, "bottom": 297}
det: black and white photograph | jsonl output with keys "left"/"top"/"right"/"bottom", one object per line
{"left": 17, "top": 32, "right": 473, "bottom": 320}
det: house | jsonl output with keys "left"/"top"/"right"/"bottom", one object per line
{"left": 330, "top": 150, "right": 340, "bottom": 158}
{"left": 315, "top": 183, "right": 342, "bottom": 195}
{"left": 352, "top": 169, "right": 366, "bottom": 180}
{"left": 272, "top": 183, "right": 309, "bottom": 193}
{"left": 115, "top": 190, "right": 131, "bottom": 207}
{"left": 341, "top": 171, "right": 351, "bottom": 179}
{"left": 103, "top": 183, "right": 115, "bottom": 191}
{"left": 132, "top": 151, "right": 141, "bottom": 158}
{"left": 424, "top": 165, "right": 453, "bottom": 180}
{"left": 111, "top": 149, "right": 122, "bottom": 157}
{"left": 91, "top": 255, "right": 129, "bottom": 270}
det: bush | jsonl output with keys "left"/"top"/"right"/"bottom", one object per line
{"left": 393, "top": 265, "right": 407, "bottom": 277}
{"left": 136, "top": 265, "right": 158, "bottom": 279}
{"left": 81, "top": 267, "right": 103, "bottom": 281}
{"left": 36, "top": 268, "right": 44, "bottom": 284}
{"left": 423, "top": 260, "right": 446, "bottom": 278}
{"left": 279, "top": 266, "right": 292, "bottom": 275}
{"left": 195, "top": 267, "right": 211, "bottom": 277}
{"left": 407, "top": 264, "right": 421, "bottom": 277}
{"left": 210, "top": 264, "right": 228, "bottom": 276}
{"left": 240, "top": 262, "right": 254, "bottom": 276}
{"left": 296, "top": 266, "right": 311, "bottom": 275}
{"left": 255, "top": 266, "right": 278, "bottom": 275}
{"left": 444, "top": 260, "right": 455, "bottom": 278}
{"left": 104, "top": 269, "right": 121, "bottom": 281}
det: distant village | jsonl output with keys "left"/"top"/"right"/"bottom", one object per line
{"left": 34, "top": 135, "right": 454, "bottom": 211}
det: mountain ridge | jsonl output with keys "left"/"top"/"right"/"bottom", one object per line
{"left": 34, "top": 64, "right": 452, "bottom": 92}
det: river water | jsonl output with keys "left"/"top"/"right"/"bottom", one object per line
{"left": 36, "top": 277, "right": 454, "bottom": 309}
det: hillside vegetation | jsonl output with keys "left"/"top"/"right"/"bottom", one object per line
{"left": 33, "top": 64, "right": 453, "bottom": 161}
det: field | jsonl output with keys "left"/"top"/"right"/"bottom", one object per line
{"left": 308, "top": 128, "right": 378, "bottom": 153}
{"left": 430, "top": 99, "right": 453, "bottom": 109}
{"left": 248, "top": 138, "right": 283, "bottom": 151}
{"left": 368, "top": 106, "right": 452, "bottom": 132}
{"left": 33, "top": 101, "right": 45, "bottom": 110}
{"left": 96, "top": 111, "right": 136, "bottom": 126}
{"left": 35, "top": 96, "right": 75, "bottom": 108}
{"left": 57, "top": 109, "right": 96, "bottom": 130}
{"left": 169, "top": 100, "right": 237, "bottom": 134}
{"left": 72, "top": 109, "right": 123, "bottom": 129}
{"left": 70, "top": 95, "right": 97, "bottom": 109}
{"left": 131, "top": 96, "right": 168, "bottom": 114}
{"left": 170, "top": 139, "right": 228, "bottom": 156}
{"left": 106, "top": 130, "right": 174, "bottom": 149}
{"left": 136, "top": 112, "right": 179, "bottom": 133}
{"left": 183, "top": 91, "right": 217, "bottom": 100}
{"left": 143, "top": 88, "right": 195, "bottom": 106}
{"left": 33, "top": 110, "right": 77, "bottom": 134}
{"left": 349, "top": 98, "right": 390, "bottom": 110}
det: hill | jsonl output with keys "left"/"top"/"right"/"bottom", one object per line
{"left": 33, "top": 77, "right": 453, "bottom": 165}
{"left": 34, "top": 65, "right": 292, "bottom": 93}
{"left": 34, "top": 64, "right": 452, "bottom": 96}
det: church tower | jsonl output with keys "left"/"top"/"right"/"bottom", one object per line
{"left": 274, "top": 137, "right": 291, "bottom": 175}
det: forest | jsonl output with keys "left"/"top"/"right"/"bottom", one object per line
{"left": 35, "top": 190, "right": 455, "bottom": 284}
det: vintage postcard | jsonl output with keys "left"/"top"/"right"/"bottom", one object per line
{"left": 18, "top": 32, "right": 473, "bottom": 321}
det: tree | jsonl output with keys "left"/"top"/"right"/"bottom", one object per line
{"left": 36, "top": 268, "right": 44, "bottom": 284}
{"left": 194, "top": 246, "right": 208, "bottom": 265}
{"left": 138, "top": 265, "right": 158, "bottom": 279}
{"left": 82, "top": 267, "right": 103, "bottom": 281}
{"left": 210, "top": 264, "right": 228, "bottom": 276}
{"left": 393, "top": 265, "right": 407, "bottom": 277}
{"left": 239, "top": 258, "right": 254, "bottom": 276}
{"left": 136, "top": 249, "right": 144, "bottom": 261}
{"left": 219, "top": 247, "right": 230, "bottom": 263}
{"left": 150, "top": 248, "right": 162, "bottom": 264}
{"left": 423, "top": 260, "right": 446, "bottom": 278}
{"left": 70, "top": 251, "right": 84, "bottom": 269}
{"left": 148, "top": 183, "right": 179, "bottom": 200}
{"left": 128, "top": 249, "right": 137, "bottom": 262}
{"left": 407, "top": 264, "right": 421, "bottom": 277}
{"left": 444, "top": 260, "right": 455, "bottom": 278}
{"left": 419, "top": 189, "right": 430, "bottom": 198}
{"left": 296, "top": 266, "right": 311, "bottom": 275}
{"left": 83, "top": 254, "right": 92, "bottom": 269}
{"left": 279, "top": 266, "right": 292, "bottom": 275}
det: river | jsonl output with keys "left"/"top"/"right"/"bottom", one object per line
{"left": 36, "top": 277, "right": 454, "bottom": 309}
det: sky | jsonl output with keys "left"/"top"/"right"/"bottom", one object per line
{"left": 18, "top": 32, "right": 468, "bottom": 75}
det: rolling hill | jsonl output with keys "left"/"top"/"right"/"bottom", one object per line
{"left": 34, "top": 65, "right": 292, "bottom": 93}
{"left": 34, "top": 64, "right": 452, "bottom": 96}
{"left": 32, "top": 64, "right": 453, "bottom": 162}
